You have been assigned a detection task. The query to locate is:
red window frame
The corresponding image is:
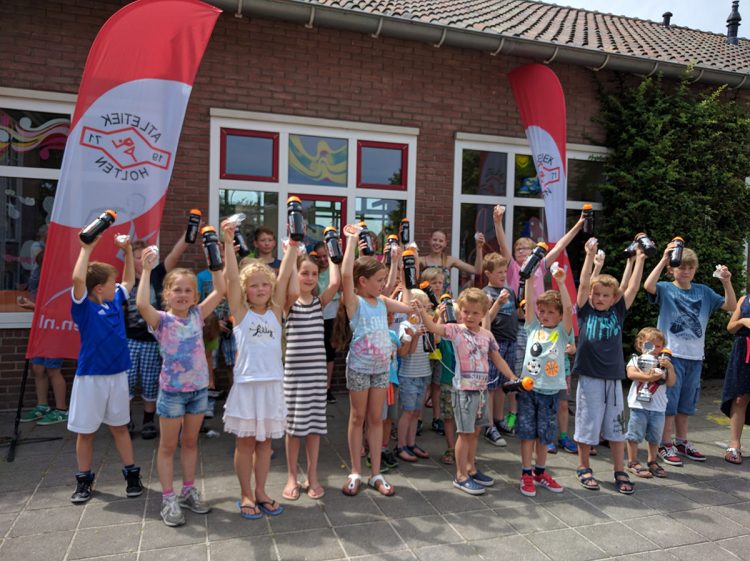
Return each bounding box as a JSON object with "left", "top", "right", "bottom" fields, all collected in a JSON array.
[
  {"left": 356, "top": 140, "right": 408, "bottom": 191},
  {"left": 220, "top": 128, "right": 279, "bottom": 182}
]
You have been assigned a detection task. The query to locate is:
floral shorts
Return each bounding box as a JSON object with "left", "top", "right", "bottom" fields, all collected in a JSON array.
[{"left": 346, "top": 367, "right": 389, "bottom": 392}]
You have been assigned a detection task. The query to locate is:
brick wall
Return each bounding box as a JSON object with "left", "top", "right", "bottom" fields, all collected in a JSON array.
[{"left": 0, "top": 0, "right": 619, "bottom": 409}]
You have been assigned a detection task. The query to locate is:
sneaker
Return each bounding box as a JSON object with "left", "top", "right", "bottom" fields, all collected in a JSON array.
[
  {"left": 416, "top": 420, "right": 423, "bottom": 436},
  {"left": 547, "top": 442, "right": 557, "bottom": 454},
  {"left": 365, "top": 453, "right": 390, "bottom": 473},
  {"left": 37, "top": 409, "right": 68, "bottom": 426},
  {"left": 179, "top": 487, "right": 212, "bottom": 514},
  {"left": 534, "top": 472, "right": 564, "bottom": 493},
  {"left": 431, "top": 418, "right": 445, "bottom": 435},
  {"left": 453, "top": 477, "right": 486, "bottom": 495},
  {"left": 207, "top": 389, "right": 223, "bottom": 399},
  {"left": 520, "top": 474, "right": 536, "bottom": 497},
  {"left": 675, "top": 441, "right": 706, "bottom": 462},
  {"left": 382, "top": 449, "right": 399, "bottom": 470},
  {"left": 123, "top": 466, "right": 144, "bottom": 497},
  {"left": 161, "top": 495, "right": 186, "bottom": 527},
  {"left": 326, "top": 390, "right": 336, "bottom": 404},
  {"left": 469, "top": 470, "right": 495, "bottom": 487},
  {"left": 495, "top": 418, "right": 515, "bottom": 436},
  {"left": 71, "top": 472, "right": 94, "bottom": 504},
  {"left": 141, "top": 422, "right": 157, "bottom": 440},
  {"left": 20, "top": 404, "right": 50, "bottom": 423},
  {"left": 558, "top": 435, "right": 578, "bottom": 454},
  {"left": 658, "top": 444, "right": 683, "bottom": 467},
  {"left": 484, "top": 425, "right": 507, "bottom": 447}
]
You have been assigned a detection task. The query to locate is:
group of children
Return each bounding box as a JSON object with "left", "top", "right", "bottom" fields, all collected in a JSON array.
[{"left": 58, "top": 202, "right": 743, "bottom": 527}]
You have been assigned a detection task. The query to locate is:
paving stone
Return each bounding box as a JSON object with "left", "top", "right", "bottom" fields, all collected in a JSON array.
[
  {"left": 442, "top": 508, "right": 516, "bottom": 541},
  {"left": 713, "top": 502, "right": 750, "bottom": 530},
  {"left": 320, "top": 494, "right": 386, "bottom": 526},
  {"left": 210, "top": 536, "right": 277, "bottom": 561},
  {"left": 0, "top": 512, "right": 17, "bottom": 537},
  {"left": 414, "top": 543, "right": 485, "bottom": 561},
  {"left": 495, "top": 504, "right": 567, "bottom": 534},
  {"left": 206, "top": 500, "right": 272, "bottom": 540},
  {"left": 670, "top": 485, "right": 744, "bottom": 506},
  {"left": 79, "top": 498, "right": 146, "bottom": 528},
  {"left": 0, "top": 530, "right": 73, "bottom": 561},
  {"left": 584, "top": 495, "right": 659, "bottom": 520},
  {"left": 624, "top": 515, "right": 706, "bottom": 549},
  {"left": 527, "top": 527, "right": 607, "bottom": 561},
  {"left": 577, "top": 521, "right": 660, "bottom": 556},
  {"left": 633, "top": 487, "right": 700, "bottom": 513},
  {"left": 348, "top": 551, "right": 416, "bottom": 561},
  {"left": 140, "top": 543, "right": 208, "bottom": 561},
  {"left": 390, "top": 514, "right": 462, "bottom": 548},
  {"left": 9, "top": 505, "right": 82, "bottom": 536},
  {"left": 335, "top": 521, "right": 405, "bottom": 557},
  {"left": 472, "top": 534, "right": 551, "bottom": 561},
  {"left": 68, "top": 522, "right": 141, "bottom": 559},
  {"left": 718, "top": 535, "right": 750, "bottom": 561},
  {"left": 419, "top": 487, "right": 492, "bottom": 514},
  {"left": 274, "top": 528, "right": 345, "bottom": 561},
  {"left": 542, "top": 498, "right": 612, "bottom": 527},
  {"left": 666, "top": 541, "right": 744, "bottom": 561},
  {"left": 140, "top": 518, "right": 207, "bottom": 549},
  {"left": 267, "top": 503, "right": 330, "bottom": 534},
  {"left": 668, "top": 508, "right": 749, "bottom": 540},
  {"left": 369, "top": 485, "right": 439, "bottom": 518},
  {"left": 0, "top": 490, "right": 33, "bottom": 514},
  {"left": 615, "top": 551, "right": 681, "bottom": 561}
]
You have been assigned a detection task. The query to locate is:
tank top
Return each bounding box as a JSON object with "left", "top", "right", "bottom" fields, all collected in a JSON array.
[
  {"left": 347, "top": 296, "right": 390, "bottom": 374},
  {"left": 233, "top": 308, "right": 283, "bottom": 383}
]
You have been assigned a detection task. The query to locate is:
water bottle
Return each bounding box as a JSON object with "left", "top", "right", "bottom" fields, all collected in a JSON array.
[
  {"left": 324, "top": 226, "right": 343, "bottom": 264},
  {"left": 80, "top": 210, "right": 116, "bottom": 243},
  {"left": 582, "top": 203, "right": 594, "bottom": 235},
  {"left": 384, "top": 234, "right": 399, "bottom": 267},
  {"left": 185, "top": 209, "right": 202, "bottom": 244},
  {"left": 235, "top": 228, "right": 251, "bottom": 258},
  {"left": 635, "top": 232, "right": 657, "bottom": 258},
  {"left": 622, "top": 240, "right": 639, "bottom": 259},
  {"left": 502, "top": 376, "right": 535, "bottom": 394},
  {"left": 287, "top": 196, "right": 305, "bottom": 242},
  {"left": 519, "top": 242, "right": 548, "bottom": 281},
  {"left": 402, "top": 248, "right": 417, "bottom": 289},
  {"left": 423, "top": 331, "right": 435, "bottom": 353},
  {"left": 400, "top": 218, "right": 410, "bottom": 245},
  {"left": 440, "top": 294, "right": 457, "bottom": 324},
  {"left": 358, "top": 220, "right": 374, "bottom": 255},
  {"left": 669, "top": 237, "right": 685, "bottom": 267},
  {"left": 419, "top": 280, "right": 440, "bottom": 308},
  {"left": 201, "top": 226, "right": 224, "bottom": 271}
]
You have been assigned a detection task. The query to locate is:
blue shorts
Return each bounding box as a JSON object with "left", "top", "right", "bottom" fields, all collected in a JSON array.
[
  {"left": 488, "top": 339, "right": 516, "bottom": 390},
  {"left": 665, "top": 357, "right": 702, "bottom": 416},
  {"left": 516, "top": 391, "right": 558, "bottom": 444},
  {"left": 625, "top": 408, "right": 665, "bottom": 444},
  {"left": 30, "top": 357, "right": 63, "bottom": 369},
  {"left": 127, "top": 339, "right": 161, "bottom": 401},
  {"left": 398, "top": 376, "right": 429, "bottom": 412},
  {"left": 156, "top": 388, "right": 208, "bottom": 419}
]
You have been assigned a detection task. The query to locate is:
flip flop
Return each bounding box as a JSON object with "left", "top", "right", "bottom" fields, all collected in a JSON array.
[
  {"left": 725, "top": 447, "right": 743, "bottom": 465},
  {"left": 342, "top": 473, "right": 362, "bottom": 496},
  {"left": 236, "top": 500, "right": 262, "bottom": 520},
  {"left": 282, "top": 482, "right": 302, "bottom": 501},
  {"left": 258, "top": 499, "right": 284, "bottom": 516},
  {"left": 306, "top": 484, "right": 326, "bottom": 500},
  {"left": 368, "top": 474, "right": 395, "bottom": 496}
]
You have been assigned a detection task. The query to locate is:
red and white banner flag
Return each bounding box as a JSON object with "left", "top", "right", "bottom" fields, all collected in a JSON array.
[
  {"left": 509, "top": 64, "right": 579, "bottom": 332},
  {"left": 26, "top": 0, "right": 220, "bottom": 359}
]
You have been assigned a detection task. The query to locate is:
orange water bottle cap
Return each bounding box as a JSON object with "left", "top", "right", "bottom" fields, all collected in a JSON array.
[
  {"left": 521, "top": 377, "right": 535, "bottom": 391},
  {"left": 287, "top": 196, "right": 301, "bottom": 204}
]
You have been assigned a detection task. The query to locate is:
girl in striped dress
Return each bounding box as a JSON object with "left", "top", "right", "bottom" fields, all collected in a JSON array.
[{"left": 282, "top": 252, "right": 340, "bottom": 501}]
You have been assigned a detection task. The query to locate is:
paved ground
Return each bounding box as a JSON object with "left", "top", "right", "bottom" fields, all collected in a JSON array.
[{"left": 1, "top": 380, "right": 749, "bottom": 561}]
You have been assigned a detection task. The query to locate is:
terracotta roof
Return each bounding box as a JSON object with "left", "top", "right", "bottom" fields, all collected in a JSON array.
[{"left": 308, "top": 0, "right": 750, "bottom": 73}]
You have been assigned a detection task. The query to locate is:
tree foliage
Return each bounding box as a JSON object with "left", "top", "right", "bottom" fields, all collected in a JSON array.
[{"left": 595, "top": 74, "right": 750, "bottom": 375}]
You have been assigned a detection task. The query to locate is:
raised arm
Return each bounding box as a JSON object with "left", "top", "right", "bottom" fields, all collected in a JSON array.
[
  {"left": 72, "top": 240, "right": 96, "bottom": 300},
  {"left": 592, "top": 249, "right": 605, "bottom": 279},
  {"left": 199, "top": 268, "right": 226, "bottom": 320},
  {"left": 116, "top": 236, "right": 135, "bottom": 293},
  {"left": 545, "top": 211, "right": 584, "bottom": 265},
  {"left": 524, "top": 276, "right": 536, "bottom": 324},
  {"left": 416, "top": 300, "right": 447, "bottom": 337},
  {"left": 164, "top": 230, "right": 190, "bottom": 272},
  {"left": 319, "top": 262, "right": 340, "bottom": 308},
  {"left": 577, "top": 238, "right": 597, "bottom": 308},
  {"left": 644, "top": 243, "right": 672, "bottom": 296},
  {"left": 553, "top": 265, "right": 574, "bottom": 333},
  {"left": 383, "top": 243, "right": 402, "bottom": 296},
  {"left": 221, "top": 220, "right": 246, "bottom": 324},
  {"left": 136, "top": 249, "right": 161, "bottom": 329},
  {"left": 623, "top": 250, "right": 647, "bottom": 309},
  {"left": 273, "top": 239, "right": 298, "bottom": 322},
  {"left": 341, "top": 224, "right": 360, "bottom": 319},
  {"left": 716, "top": 265, "right": 737, "bottom": 312},
  {"left": 620, "top": 256, "right": 634, "bottom": 292},
  {"left": 484, "top": 290, "right": 505, "bottom": 328},
  {"left": 492, "top": 205, "right": 512, "bottom": 262}
]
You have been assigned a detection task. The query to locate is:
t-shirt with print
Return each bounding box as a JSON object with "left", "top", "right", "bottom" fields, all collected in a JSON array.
[
  {"left": 443, "top": 323, "right": 499, "bottom": 391},
  {"left": 626, "top": 356, "right": 668, "bottom": 412},
  {"left": 347, "top": 296, "right": 390, "bottom": 374},
  {"left": 397, "top": 321, "right": 432, "bottom": 378},
  {"left": 150, "top": 307, "right": 209, "bottom": 392},
  {"left": 71, "top": 285, "right": 131, "bottom": 376},
  {"left": 649, "top": 281, "right": 724, "bottom": 360},
  {"left": 483, "top": 285, "right": 519, "bottom": 342},
  {"left": 521, "top": 318, "right": 568, "bottom": 395},
  {"left": 573, "top": 298, "right": 628, "bottom": 380}
]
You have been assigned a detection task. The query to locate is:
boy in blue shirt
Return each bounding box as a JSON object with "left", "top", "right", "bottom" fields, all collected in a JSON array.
[
  {"left": 68, "top": 234, "right": 143, "bottom": 504},
  {"left": 644, "top": 244, "right": 736, "bottom": 465}
]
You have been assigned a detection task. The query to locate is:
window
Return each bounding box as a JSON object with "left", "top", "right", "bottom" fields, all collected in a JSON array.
[
  {"left": 1, "top": 91, "right": 74, "bottom": 327},
  {"left": 210, "top": 110, "right": 417, "bottom": 257},
  {"left": 453, "top": 134, "right": 607, "bottom": 290}
]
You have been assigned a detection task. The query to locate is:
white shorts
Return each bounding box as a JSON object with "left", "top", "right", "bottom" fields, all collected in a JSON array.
[
  {"left": 574, "top": 375, "right": 626, "bottom": 445},
  {"left": 67, "top": 372, "right": 130, "bottom": 434}
]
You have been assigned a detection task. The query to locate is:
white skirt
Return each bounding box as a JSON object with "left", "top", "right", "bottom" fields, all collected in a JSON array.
[{"left": 223, "top": 380, "right": 287, "bottom": 441}]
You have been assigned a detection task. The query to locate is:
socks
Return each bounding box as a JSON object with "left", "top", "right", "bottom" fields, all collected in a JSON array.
[
  {"left": 181, "top": 481, "right": 194, "bottom": 495},
  {"left": 163, "top": 489, "right": 175, "bottom": 501},
  {"left": 534, "top": 465, "right": 546, "bottom": 476},
  {"left": 143, "top": 411, "right": 155, "bottom": 424},
  {"left": 559, "top": 432, "right": 568, "bottom": 439},
  {"left": 675, "top": 438, "right": 687, "bottom": 446},
  {"left": 522, "top": 466, "right": 533, "bottom": 476}
]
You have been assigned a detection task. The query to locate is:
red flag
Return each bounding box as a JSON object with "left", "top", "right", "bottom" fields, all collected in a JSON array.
[{"left": 26, "top": 0, "right": 220, "bottom": 359}]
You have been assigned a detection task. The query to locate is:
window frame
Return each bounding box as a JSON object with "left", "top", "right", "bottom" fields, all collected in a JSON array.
[
  {"left": 220, "top": 128, "right": 279, "bottom": 182},
  {"left": 356, "top": 140, "right": 408, "bottom": 191}
]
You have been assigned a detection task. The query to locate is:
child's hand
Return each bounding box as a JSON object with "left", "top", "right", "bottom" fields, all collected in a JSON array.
[
  {"left": 584, "top": 237, "right": 598, "bottom": 256},
  {"left": 493, "top": 204, "right": 505, "bottom": 223},
  {"left": 390, "top": 243, "right": 403, "bottom": 260},
  {"left": 221, "top": 219, "right": 236, "bottom": 244},
  {"left": 114, "top": 234, "right": 131, "bottom": 250},
  {"left": 474, "top": 232, "right": 486, "bottom": 249},
  {"left": 342, "top": 224, "right": 360, "bottom": 239},
  {"left": 141, "top": 246, "right": 158, "bottom": 271},
  {"left": 551, "top": 262, "right": 566, "bottom": 282},
  {"left": 715, "top": 265, "right": 731, "bottom": 281},
  {"left": 497, "top": 288, "right": 510, "bottom": 305},
  {"left": 646, "top": 369, "right": 664, "bottom": 383},
  {"left": 594, "top": 249, "right": 605, "bottom": 267}
]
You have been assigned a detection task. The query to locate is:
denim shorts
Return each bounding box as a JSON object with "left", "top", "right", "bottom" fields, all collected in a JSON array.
[
  {"left": 516, "top": 391, "right": 559, "bottom": 444},
  {"left": 451, "top": 390, "right": 490, "bottom": 433},
  {"left": 346, "top": 367, "right": 389, "bottom": 392},
  {"left": 625, "top": 408, "right": 665, "bottom": 444},
  {"left": 399, "top": 376, "right": 429, "bottom": 412},
  {"left": 665, "top": 357, "right": 702, "bottom": 416},
  {"left": 30, "top": 357, "right": 63, "bottom": 369},
  {"left": 156, "top": 388, "right": 208, "bottom": 419},
  {"left": 488, "top": 339, "right": 516, "bottom": 390}
]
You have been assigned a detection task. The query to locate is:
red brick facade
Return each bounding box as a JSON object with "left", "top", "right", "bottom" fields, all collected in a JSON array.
[{"left": 0, "top": 0, "right": 616, "bottom": 409}]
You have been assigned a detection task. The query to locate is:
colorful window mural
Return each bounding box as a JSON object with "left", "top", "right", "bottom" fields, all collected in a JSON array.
[
  {"left": 0, "top": 108, "right": 69, "bottom": 168},
  {"left": 288, "top": 134, "right": 347, "bottom": 187}
]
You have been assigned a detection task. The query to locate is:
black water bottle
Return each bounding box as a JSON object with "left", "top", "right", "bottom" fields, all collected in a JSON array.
[
  {"left": 185, "top": 209, "right": 202, "bottom": 244},
  {"left": 235, "top": 227, "right": 251, "bottom": 258},
  {"left": 201, "top": 226, "right": 224, "bottom": 271},
  {"left": 402, "top": 248, "right": 417, "bottom": 289},
  {"left": 400, "top": 218, "right": 410, "bottom": 245},
  {"left": 324, "top": 226, "right": 343, "bottom": 265},
  {"left": 358, "top": 220, "right": 374, "bottom": 256},
  {"left": 423, "top": 331, "right": 435, "bottom": 353},
  {"left": 622, "top": 240, "right": 638, "bottom": 259},
  {"left": 419, "top": 281, "right": 440, "bottom": 308},
  {"left": 384, "top": 234, "right": 399, "bottom": 267},
  {"left": 502, "top": 376, "right": 534, "bottom": 393},
  {"left": 440, "top": 294, "right": 457, "bottom": 324},
  {"left": 287, "top": 196, "right": 305, "bottom": 242},
  {"left": 636, "top": 232, "right": 657, "bottom": 258},
  {"left": 582, "top": 204, "right": 594, "bottom": 235},
  {"left": 80, "top": 210, "right": 116, "bottom": 244},
  {"left": 669, "top": 237, "right": 685, "bottom": 267}
]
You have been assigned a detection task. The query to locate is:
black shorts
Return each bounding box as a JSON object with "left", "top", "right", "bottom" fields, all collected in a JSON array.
[{"left": 323, "top": 318, "right": 336, "bottom": 362}]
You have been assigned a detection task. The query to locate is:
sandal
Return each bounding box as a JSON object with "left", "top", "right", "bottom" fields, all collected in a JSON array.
[
  {"left": 396, "top": 446, "right": 418, "bottom": 462},
  {"left": 614, "top": 471, "right": 635, "bottom": 495},
  {"left": 647, "top": 460, "right": 667, "bottom": 478},
  {"left": 342, "top": 473, "right": 362, "bottom": 496},
  {"left": 441, "top": 448, "right": 455, "bottom": 465},
  {"left": 409, "top": 444, "right": 430, "bottom": 459},
  {"left": 576, "top": 467, "right": 600, "bottom": 491},
  {"left": 236, "top": 500, "right": 263, "bottom": 520},
  {"left": 368, "top": 474, "right": 395, "bottom": 496},
  {"left": 627, "top": 461, "right": 653, "bottom": 479},
  {"left": 258, "top": 499, "right": 284, "bottom": 516},
  {"left": 306, "top": 484, "right": 326, "bottom": 500},
  {"left": 725, "top": 447, "right": 743, "bottom": 465},
  {"left": 282, "top": 482, "right": 302, "bottom": 501}
]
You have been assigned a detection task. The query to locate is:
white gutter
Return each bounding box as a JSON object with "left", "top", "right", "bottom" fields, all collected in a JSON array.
[{"left": 214, "top": 0, "right": 750, "bottom": 90}]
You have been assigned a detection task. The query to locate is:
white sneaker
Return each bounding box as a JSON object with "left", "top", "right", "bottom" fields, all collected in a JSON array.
[
  {"left": 179, "top": 487, "right": 211, "bottom": 514},
  {"left": 161, "top": 495, "right": 186, "bottom": 527}
]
